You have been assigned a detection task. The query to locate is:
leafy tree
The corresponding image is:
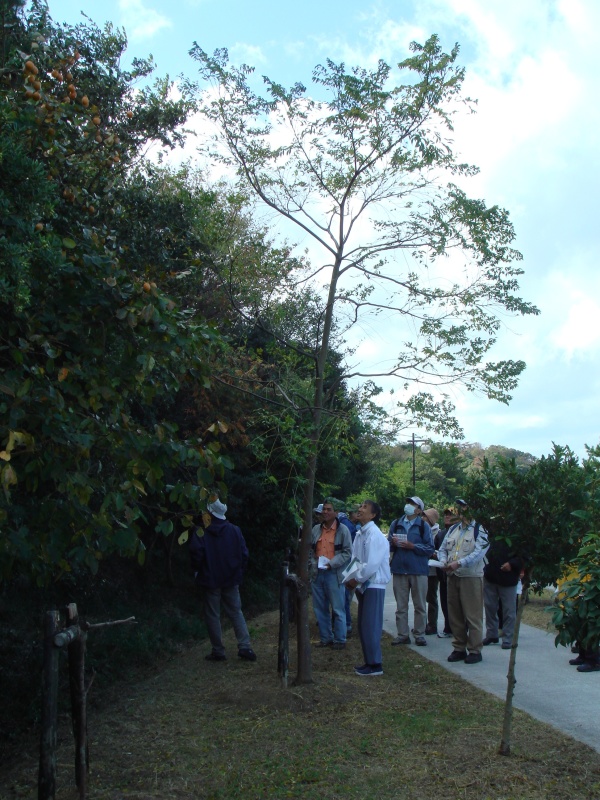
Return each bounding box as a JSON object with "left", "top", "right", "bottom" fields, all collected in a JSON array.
[
  {"left": 193, "top": 36, "right": 539, "bottom": 683},
  {"left": 552, "top": 446, "right": 600, "bottom": 653},
  {"left": 0, "top": 1, "right": 229, "bottom": 583},
  {"left": 465, "top": 446, "right": 587, "bottom": 755}
]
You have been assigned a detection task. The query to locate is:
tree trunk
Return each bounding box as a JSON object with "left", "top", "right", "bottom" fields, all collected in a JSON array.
[
  {"left": 294, "top": 432, "right": 319, "bottom": 684},
  {"left": 278, "top": 562, "right": 290, "bottom": 688},
  {"left": 38, "top": 610, "right": 60, "bottom": 800},
  {"left": 67, "top": 605, "right": 88, "bottom": 798},
  {"left": 499, "top": 586, "right": 528, "bottom": 755}
]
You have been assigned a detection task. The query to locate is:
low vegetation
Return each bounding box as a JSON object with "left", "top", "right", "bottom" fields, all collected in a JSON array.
[{"left": 1, "top": 610, "right": 599, "bottom": 800}]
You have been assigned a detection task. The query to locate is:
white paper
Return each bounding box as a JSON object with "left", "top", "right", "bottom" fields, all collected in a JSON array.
[{"left": 318, "top": 555, "right": 330, "bottom": 569}]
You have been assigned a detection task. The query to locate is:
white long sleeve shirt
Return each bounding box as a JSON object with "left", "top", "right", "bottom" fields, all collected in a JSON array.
[{"left": 351, "top": 520, "right": 391, "bottom": 590}]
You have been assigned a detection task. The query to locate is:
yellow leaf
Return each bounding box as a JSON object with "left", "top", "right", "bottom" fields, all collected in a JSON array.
[
  {"left": 58, "top": 367, "right": 69, "bottom": 382},
  {"left": 178, "top": 531, "right": 189, "bottom": 545},
  {"left": 0, "top": 451, "right": 10, "bottom": 462},
  {"left": 217, "top": 421, "right": 229, "bottom": 433}
]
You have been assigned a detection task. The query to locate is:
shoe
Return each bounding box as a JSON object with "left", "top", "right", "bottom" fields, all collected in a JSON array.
[
  {"left": 464, "top": 652, "right": 483, "bottom": 664},
  {"left": 391, "top": 635, "right": 411, "bottom": 646},
  {"left": 354, "top": 664, "right": 384, "bottom": 676},
  {"left": 425, "top": 626, "right": 437, "bottom": 635},
  {"left": 482, "top": 637, "right": 499, "bottom": 646},
  {"left": 414, "top": 637, "right": 427, "bottom": 646},
  {"left": 332, "top": 642, "right": 346, "bottom": 650},
  {"left": 437, "top": 631, "right": 452, "bottom": 638},
  {"left": 501, "top": 642, "right": 512, "bottom": 650},
  {"left": 315, "top": 641, "right": 333, "bottom": 648},
  {"left": 205, "top": 652, "right": 226, "bottom": 661},
  {"left": 447, "top": 650, "right": 467, "bottom": 662},
  {"left": 577, "top": 662, "right": 600, "bottom": 672},
  {"left": 238, "top": 648, "right": 257, "bottom": 661},
  {"left": 569, "top": 655, "right": 586, "bottom": 666}
]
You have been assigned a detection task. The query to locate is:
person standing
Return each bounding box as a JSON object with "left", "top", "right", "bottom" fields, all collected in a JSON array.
[
  {"left": 338, "top": 506, "right": 359, "bottom": 637},
  {"left": 483, "top": 540, "right": 524, "bottom": 650},
  {"left": 309, "top": 501, "right": 352, "bottom": 649},
  {"left": 423, "top": 508, "right": 443, "bottom": 635},
  {"left": 344, "top": 500, "right": 391, "bottom": 676},
  {"left": 389, "top": 496, "right": 434, "bottom": 646},
  {"left": 438, "top": 498, "right": 489, "bottom": 664},
  {"left": 189, "top": 499, "right": 257, "bottom": 662},
  {"left": 435, "top": 509, "right": 455, "bottom": 638}
]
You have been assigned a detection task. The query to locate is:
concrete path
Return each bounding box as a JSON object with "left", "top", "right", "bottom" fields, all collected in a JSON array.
[{"left": 381, "top": 581, "right": 600, "bottom": 753}]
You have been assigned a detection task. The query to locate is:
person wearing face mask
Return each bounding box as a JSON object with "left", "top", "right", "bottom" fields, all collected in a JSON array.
[{"left": 388, "top": 496, "right": 435, "bottom": 646}]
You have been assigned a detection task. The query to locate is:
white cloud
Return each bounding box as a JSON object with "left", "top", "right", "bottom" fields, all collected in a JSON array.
[
  {"left": 118, "top": 0, "right": 172, "bottom": 41},
  {"left": 229, "top": 43, "right": 267, "bottom": 67}
]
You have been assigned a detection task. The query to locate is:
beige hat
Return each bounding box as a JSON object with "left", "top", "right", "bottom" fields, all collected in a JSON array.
[{"left": 423, "top": 508, "right": 439, "bottom": 525}]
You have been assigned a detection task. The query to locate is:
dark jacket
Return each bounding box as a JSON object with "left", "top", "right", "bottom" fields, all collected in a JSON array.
[
  {"left": 483, "top": 540, "right": 523, "bottom": 587},
  {"left": 189, "top": 516, "right": 249, "bottom": 589}
]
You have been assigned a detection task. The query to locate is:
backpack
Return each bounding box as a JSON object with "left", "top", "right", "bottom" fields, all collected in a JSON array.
[
  {"left": 446, "top": 521, "right": 481, "bottom": 540},
  {"left": 389, "top": 516, "right": 426, "bottom": 541}
]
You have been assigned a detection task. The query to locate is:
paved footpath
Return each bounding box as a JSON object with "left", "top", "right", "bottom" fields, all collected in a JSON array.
[{"left": 381, "top": 581, "right": 600, "bottom": 753}]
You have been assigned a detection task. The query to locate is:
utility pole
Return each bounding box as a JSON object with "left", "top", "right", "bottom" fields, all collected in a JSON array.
[{"left": 411, "top": 433, "right": 431, "bottom": 489}]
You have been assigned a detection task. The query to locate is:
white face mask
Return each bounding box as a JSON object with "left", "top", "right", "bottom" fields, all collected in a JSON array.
[{"left": 404, "top": 503, "right": 416, "bottom": 516}]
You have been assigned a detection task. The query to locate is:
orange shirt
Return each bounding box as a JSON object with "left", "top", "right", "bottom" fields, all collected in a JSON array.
[{"left": 315, "top": 524, "right": 336, "bottom": 561}]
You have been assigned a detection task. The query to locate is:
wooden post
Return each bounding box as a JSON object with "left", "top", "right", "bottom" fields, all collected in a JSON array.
[
  {"left": 38, "top": 610, "right": 60, "bottom": 800},
  {"left": 66, "top": 604, "right": 88, "bottom": 799},
  {"left": 278, "top": 562, "right": 290, "bottom": 687}
]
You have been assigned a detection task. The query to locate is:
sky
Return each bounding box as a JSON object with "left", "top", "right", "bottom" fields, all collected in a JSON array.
[{"left": 44, "top": 0, "right": 600, "bottom": 460}]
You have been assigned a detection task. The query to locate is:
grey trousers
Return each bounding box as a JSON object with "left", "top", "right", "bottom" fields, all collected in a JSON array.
[
  {"left": 484, "top": 580, "right": 518, "bottom": 646},
  {"left": 393, "top": 573, "right": 428, "bottom": 637},
  {"left": 203, "top": 585, "right": 251, "bottom": 657}
]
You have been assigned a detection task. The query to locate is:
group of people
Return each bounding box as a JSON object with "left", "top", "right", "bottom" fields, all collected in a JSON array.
[
  {"left": 187, "top": 493, "right": 527, "bottom": 676},
  {"left": 310, "top": 495, "right": 525, "bottom": 676}
]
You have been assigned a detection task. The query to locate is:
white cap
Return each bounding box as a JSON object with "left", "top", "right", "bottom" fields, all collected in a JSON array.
[
  {"left": 207, "top": 499, "right": 227, "bottom": 520},
  {"left": 406, "top": 496, "right": 424, "bottom": 512}
]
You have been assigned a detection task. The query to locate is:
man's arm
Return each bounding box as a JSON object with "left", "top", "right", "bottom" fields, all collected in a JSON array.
[
  {"left": 457, "top": 525, "right": 489, "bottom": 569},
  {"left": 329, "top": 524, "right": 352, "bottom": 570}
]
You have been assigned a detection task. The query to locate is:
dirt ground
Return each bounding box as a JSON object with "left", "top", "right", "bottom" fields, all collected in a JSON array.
[{"left": 2, "top": 609, "right": 600, "bottom": 800}]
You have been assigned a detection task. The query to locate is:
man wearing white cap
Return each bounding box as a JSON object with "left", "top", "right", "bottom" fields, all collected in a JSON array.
[{"left": 189, "top": 498, "right": 257, "bottom": 662}]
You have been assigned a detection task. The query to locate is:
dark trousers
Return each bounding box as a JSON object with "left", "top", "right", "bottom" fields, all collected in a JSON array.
[{"left": 430, "top": 569, "right": 451, "bottom": 633}]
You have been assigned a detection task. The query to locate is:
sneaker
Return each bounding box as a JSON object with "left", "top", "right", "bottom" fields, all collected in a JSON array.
[
  {"left": 465, "top": 652, "right": 483, "bottom": 664},
  {"left": 569, "top": 655, "right": 586, "bottom": 666},
  {"left": 425, "top": 626, "right": 437, "bottom": 635},
  {"left": 577, "top": 662, "right": 600, "bottom": 672},
  {"left": 354, "top": 664, "right": 383, "bottom": 676},
  {"left": 391, "top": 635, "right": 411, "bottom": 646},
  {"left": 332, "top": 642, "right": 346, "bottom": 650},
  {"left": 315, "top": 641, "right": 333, "bottom": 648},
  {"left": 414, "top": 637, "right": 427, "bottom": 646},
  {"left": 482, "top": 637, "right": 499, "bottom": 646},
  {"left": 238, "top": 648, "right": 257, "bottom": 661},
  {"left": 437, "top": 631, "right": 452, "bottom": 638},
  {"left": 447, "top": 650, "right": 467, "bottom": 662},
  {"left": 205, "top": 652, "right": 226, "bottom": 661},
  {"left": 501, "top": 642, "right": 512, "bottom": 650}
]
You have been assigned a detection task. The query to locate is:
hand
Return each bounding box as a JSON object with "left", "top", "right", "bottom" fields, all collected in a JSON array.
[
  {"left": 399, "top": 540, "right": 415, "bottom": 550},
  {"left": 345, "top": 578, "right": 359, "bottom": 590},
  {"left": 444, "top": 561, "right": 460, "bottom": 572},
  {"left": 500, "top": 562, "right": 511, "bottom": 571}
]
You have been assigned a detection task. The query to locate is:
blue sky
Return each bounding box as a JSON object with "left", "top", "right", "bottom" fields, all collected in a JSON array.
[{"left": 45, "top": 0, "right": 600, "bottom": 459}]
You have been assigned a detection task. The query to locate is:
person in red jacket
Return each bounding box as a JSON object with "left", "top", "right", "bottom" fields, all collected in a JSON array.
[{"left": 189, "top": 498, "right": 257, "bottom": 662}]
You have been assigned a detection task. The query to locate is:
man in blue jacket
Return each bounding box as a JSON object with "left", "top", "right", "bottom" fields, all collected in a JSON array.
[
  {"left": 189, "top": 498, "right": 257, "bottom": 662},
  {"left": 389, "top": 496, "right": 434, "bottom": 646}
]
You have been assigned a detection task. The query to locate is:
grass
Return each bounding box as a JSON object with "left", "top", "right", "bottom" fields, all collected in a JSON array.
[
  {"left": 520, "top": 589, "right": 557, "bottom": 633},
  {"left": 1, "top": 608, "right": 599, "bottom": 800}
]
